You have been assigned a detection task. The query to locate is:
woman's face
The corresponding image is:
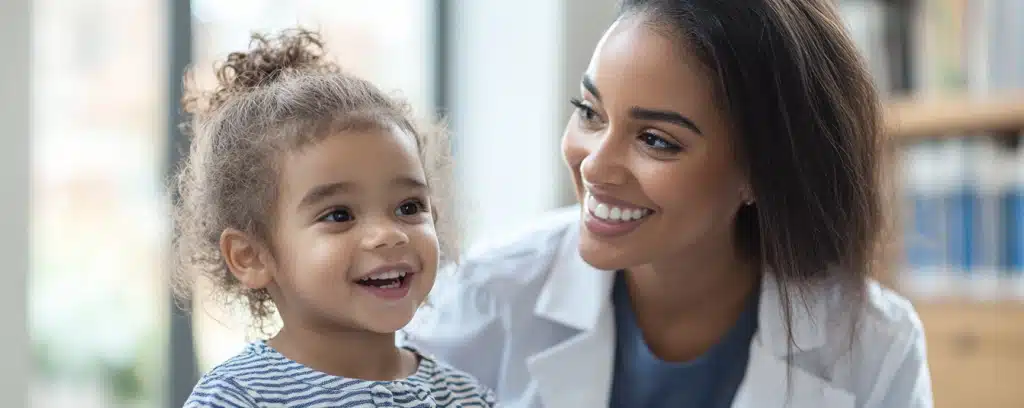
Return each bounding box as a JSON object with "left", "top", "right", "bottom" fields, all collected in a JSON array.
[{"left": 562, "top": 15, "right": 750, "bottom": 271}]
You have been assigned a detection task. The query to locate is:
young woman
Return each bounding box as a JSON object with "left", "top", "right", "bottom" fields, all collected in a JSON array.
[{"left": 405, "top": 1, "right": 932, "bottom": 407}]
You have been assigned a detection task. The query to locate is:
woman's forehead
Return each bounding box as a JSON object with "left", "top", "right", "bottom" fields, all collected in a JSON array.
[{"left": 585, "top": 16, "right": 714, "bottom": 106}]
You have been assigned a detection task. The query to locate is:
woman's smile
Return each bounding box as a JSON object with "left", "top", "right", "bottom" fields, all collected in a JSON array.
[{"left": 583, "top": 190, "right": 654, "bottom": 238}]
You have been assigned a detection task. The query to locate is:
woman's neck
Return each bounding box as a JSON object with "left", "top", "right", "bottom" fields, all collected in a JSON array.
[
  {"left": 624, "top": 243, "right": 759, "bottom": 362},
  {"left": 267, "top": 318, "right": 416, "bottom": 381}
]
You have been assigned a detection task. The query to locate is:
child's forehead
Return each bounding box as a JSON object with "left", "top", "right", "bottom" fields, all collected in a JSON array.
[{"left": 278, "top": 126, "right": 429, "bottom": 203}]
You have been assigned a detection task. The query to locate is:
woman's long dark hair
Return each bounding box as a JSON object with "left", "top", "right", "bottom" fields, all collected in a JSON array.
[{"left": 618, "top": 0, "right": 887, "bottom": 361}]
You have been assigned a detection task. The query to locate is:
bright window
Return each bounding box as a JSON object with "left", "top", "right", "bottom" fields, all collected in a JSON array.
[{"left": 29, "top": 0, "right": 168, "bottom": 406}]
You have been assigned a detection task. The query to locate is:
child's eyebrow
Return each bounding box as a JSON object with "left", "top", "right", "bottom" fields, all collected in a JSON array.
[
  {"left": 395, "top": 176, "right": 428, "bottom": 190},
  {"left": 299, "top": 181, "right": 353, "bottom": 209},
  {"left": 298, "top": 176, "right": 429, "bottom": 209}
]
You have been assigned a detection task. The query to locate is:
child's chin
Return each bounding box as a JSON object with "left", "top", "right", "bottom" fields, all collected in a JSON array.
[{"left": 355, "top": 307, "right": 418, "bottom": 335}]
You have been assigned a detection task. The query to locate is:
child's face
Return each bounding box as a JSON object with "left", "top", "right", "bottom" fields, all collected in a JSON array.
[{"left": 267, "top": 125, "right": 439, "bottom": 334}]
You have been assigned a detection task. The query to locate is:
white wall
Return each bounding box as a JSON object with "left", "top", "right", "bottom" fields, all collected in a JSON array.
[
  {"left": 0, "top": 0, "right": 32, "bottom": 405},
  {"left": 449, "top": 0, "right": 617, "bottom": 245}
]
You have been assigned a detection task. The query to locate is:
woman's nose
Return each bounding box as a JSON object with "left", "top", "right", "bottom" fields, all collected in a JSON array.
[{"left": 579, "top": 135, "right": 630, "bottom": 187}]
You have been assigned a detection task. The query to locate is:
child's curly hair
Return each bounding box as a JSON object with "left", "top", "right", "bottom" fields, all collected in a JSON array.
[{"left": 171, "top": 28, "right": 454, "bottom": 331}]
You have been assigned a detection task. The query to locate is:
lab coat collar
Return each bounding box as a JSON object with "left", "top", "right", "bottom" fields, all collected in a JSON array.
[
  {"left": 532, "top": 220, "right": 615, "bottom": 332},
  {"left": 532, "top": 219, "right": 829, "bottom": 358},
  {"left": 527, "top": 217, "right": 852, "bottom": 407}
]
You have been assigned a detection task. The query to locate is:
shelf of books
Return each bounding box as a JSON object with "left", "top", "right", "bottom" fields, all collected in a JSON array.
[
  {"left": 890, "top": 95, "right": 1024, "bottom": 303},
  {"left": 843, "top": 1, "right": 1024, "bottom": 405},
  {"left": 840, "top": 0, "right": 1024, "bottom": 306}
]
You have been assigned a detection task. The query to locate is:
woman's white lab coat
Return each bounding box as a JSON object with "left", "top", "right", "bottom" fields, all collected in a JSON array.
[{"left": 402, "top": 207, "right": 933, "bottom": 408}]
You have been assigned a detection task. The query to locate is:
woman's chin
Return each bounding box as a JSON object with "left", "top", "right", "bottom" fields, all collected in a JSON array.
[{"left": 577, "top": 232, "right": 637, "bottom": 272}]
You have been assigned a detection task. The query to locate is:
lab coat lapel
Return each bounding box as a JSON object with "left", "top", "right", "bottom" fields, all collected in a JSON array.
[
  {"left": 525, "top": 220, "right": 857, "bottom": 408},
  {"left": 526, "top": 305, "right": 615, "bottom": 407},
  {"left": 527, "top": 222, "right": 617, "bottom": 408}
]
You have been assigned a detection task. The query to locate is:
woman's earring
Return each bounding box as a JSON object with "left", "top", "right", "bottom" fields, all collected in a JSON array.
[{"left": 740, "top": 187, "right": 754, "bottom": 206}]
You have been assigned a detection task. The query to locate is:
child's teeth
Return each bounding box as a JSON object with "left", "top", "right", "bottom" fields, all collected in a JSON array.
[
  {"left": 609, "top": 207, "right": 621, "bottom": 221},
  {"left": 595, "top": 203, "right": 610, "bottom": 219},
  {"left": 361, "top": 270, "right": 408, "bottom": 281}
]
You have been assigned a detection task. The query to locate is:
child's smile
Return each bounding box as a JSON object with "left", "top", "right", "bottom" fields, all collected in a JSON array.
[{"left": 353, "top": 262, "right": 417, "bottom": 300}]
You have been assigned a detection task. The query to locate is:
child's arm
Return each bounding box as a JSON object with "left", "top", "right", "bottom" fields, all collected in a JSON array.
[{"left": 182, "top": 376, "right": 258, "bottom": 408}]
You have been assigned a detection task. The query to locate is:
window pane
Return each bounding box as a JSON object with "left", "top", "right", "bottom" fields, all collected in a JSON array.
[
  {"left": 29, "top": 0, "right": 168, "bottom": 407},
  {"left": 188, "top": 0, "right": 436, "bottom": 372}
]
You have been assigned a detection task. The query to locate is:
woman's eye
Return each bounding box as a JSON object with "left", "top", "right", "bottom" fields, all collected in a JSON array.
[
  {"left": 570, "top": 98, "right": 599, "bottom": 123},
  {"left": 639, "top": 132, "right": 682, "bottom": 153},
  {"left": 319, "top": 209, "right": 353, "bottom": 223},
  {"left": 396, "top": 199, "right": 427, "bottom": 216}
]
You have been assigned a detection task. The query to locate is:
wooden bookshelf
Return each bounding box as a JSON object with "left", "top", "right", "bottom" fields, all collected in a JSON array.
[
  {"left": 883, "top": 92, "right": 1024, "bottom": 408},
  {"left": 918, "top": 300, "right": 1024, "bottom": 408},
  {"left": 885, "top": 93, "right": 1024, "bottom": 141}
]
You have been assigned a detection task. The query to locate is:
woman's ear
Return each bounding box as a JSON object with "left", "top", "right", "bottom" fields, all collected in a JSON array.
[{"left": 220, "top": 228, "right": 274, "bottom": 289}]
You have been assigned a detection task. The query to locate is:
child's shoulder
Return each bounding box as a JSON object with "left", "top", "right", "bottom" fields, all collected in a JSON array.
[
  {"left": 183, "top": 342, "right": 310, "bottom": 407},
  {"left": 408, "top": 347, "right": 499, "bottom": 406},
  {"left": 197, "top": 341, "right": 286, "bottom": 383}
]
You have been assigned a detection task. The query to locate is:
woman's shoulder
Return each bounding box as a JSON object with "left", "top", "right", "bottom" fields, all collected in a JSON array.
[
  {"left": 859, "top": 280, "right": 924, "bottom": 337},
  {"left": 444, "top": 206, "right": 581, "bottom": 294},
  {"left": 786, "top": 277, "right": 930, "bottom": 406},
  {"left": 817, "top": 277, "right": 924, "bottom": 347},
  {"left": 772, "top": 271, "right": 922, "bottom": 341},
  {"left": 463, "top": 206, "right": 579, "bottom": 260}
]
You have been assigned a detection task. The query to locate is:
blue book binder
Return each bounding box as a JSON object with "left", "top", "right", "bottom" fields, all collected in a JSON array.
[
  {"left": 967, "top": 138, "right": 1006, "bottom": 286},
  {"left": 905, "top": 143, "right": 945, "bottom": 277},
  {"left": 1003, "top": 137, "right": 1024, "bottom": 276},
  {"left": 938, "top": 140, "right": 972, "bottom": 277}
]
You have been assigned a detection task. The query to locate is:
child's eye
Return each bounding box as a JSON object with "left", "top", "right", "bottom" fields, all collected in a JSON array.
[
  {"left": 319, "top": 208, "right": 353, "bottom": 223},
  {"left": 396, "top": 199, "right": 428, "bottom": 217}
]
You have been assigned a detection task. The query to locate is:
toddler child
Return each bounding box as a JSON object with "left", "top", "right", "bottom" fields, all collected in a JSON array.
[{"left": 172, "top": 28, "right": 495, "bottom": 408}]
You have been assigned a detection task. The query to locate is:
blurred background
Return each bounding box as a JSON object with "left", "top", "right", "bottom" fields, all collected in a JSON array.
[{"left": 1, "top": 0, "right": 1022, "bottom": 407}]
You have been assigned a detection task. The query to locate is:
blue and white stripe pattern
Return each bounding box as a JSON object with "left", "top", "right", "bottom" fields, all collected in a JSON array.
[{"left": 184, "top": 342, "right": 497, "bottom": 407}]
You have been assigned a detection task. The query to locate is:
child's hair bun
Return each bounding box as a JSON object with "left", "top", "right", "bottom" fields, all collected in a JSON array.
[{"left": 183, "top": 28, "right": 338, "bottom": 116}]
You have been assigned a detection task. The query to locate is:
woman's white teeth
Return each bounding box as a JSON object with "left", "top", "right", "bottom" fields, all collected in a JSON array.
[
  {"left": 360, "top": 270, "right": 407, "bottom": 282},
  {"left": 586, "top": 194, "right": 649, "bottom": 222}
]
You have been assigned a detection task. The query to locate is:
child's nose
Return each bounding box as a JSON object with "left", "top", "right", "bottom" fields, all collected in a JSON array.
[{"left": 361, "top": 222, "right": 410, "bottom": 250}]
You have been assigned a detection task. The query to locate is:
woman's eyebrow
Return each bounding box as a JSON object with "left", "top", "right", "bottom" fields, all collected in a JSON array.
[
  {"left": 582, "top": 74, "right": 601, "bottom": 100},
  {"left": 630, "top": 106, "right": 703, "bottom": 135}
]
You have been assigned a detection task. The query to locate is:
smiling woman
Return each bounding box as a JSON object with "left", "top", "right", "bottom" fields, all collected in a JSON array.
[{"left": 402, "top": 1, "right": 932, "bottom": 407}]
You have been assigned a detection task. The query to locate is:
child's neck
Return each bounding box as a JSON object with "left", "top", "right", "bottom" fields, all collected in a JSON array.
[{"left": 268, "top": 324, "right": 416, "bottom": 381}]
